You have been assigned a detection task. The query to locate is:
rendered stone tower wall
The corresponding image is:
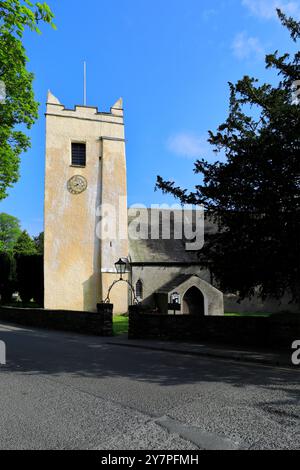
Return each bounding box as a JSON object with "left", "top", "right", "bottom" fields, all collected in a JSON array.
[{"left": 44, "top": 92, "right": 128, "bottom": 313}]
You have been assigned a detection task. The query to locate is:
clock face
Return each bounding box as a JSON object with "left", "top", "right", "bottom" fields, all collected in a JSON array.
[{"left": 67, "top": 175, "right": 87, "bottom": 195}]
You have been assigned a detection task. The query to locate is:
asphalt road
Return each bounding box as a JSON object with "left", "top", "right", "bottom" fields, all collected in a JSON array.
[{"left": 0, "top": 322, "right": 299, "bottom": 450}]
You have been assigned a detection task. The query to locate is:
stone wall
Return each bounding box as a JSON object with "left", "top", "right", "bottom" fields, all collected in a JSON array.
[
  {"left": 0, "top": 304, "right": 113, "bottom": 337},
  {"left": 129, "top": 307, "right": 300, "bottom": 349},
  {"left": 131, "top": 266, "right": 212, "bottom": 306}
]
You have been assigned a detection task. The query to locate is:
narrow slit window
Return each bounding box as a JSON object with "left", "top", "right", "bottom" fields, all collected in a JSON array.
[
  {"left": 136, "top": 280, "right": 143, "bottom": 300},
  {"left": 72, "top": 143, "right": 86, "bottom": 166}
]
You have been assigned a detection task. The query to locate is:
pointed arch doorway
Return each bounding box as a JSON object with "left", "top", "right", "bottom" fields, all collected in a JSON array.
[{"left": 182, "top": 286, "right": 205, "bottom": 316}]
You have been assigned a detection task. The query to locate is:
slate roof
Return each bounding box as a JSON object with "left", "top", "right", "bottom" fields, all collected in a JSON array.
[
  {"left": 156, "top": 274, "right": 198, "bottom": 293},
  {"left": 128, "top": 208, "right": 217, "bottom": 264}
]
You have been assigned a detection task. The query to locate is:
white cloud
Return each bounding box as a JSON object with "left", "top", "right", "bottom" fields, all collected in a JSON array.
[
  {"left": 202, "top": 8, "right": 218, "bottom": 22},
  {"left": 167, "top": 132, "right": 209, "bottom": 159},
  {"left": 242, "top": 0, "right": 300, "bottom": 20},
  {"left": 232, "top": 32, "right": 265, "bottom": 60}
]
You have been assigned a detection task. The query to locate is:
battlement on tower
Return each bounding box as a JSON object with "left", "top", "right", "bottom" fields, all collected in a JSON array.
[{"left": 46, "top": 90, "right": 124, "bottom": 124}]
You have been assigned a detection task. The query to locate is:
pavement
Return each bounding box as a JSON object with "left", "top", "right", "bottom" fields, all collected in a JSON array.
[
  {"left": 0, "top": 321, "right": 300, "bottom": 450},
  {"left": 107, "top": 336, "right": 295, "bottom": 369}
]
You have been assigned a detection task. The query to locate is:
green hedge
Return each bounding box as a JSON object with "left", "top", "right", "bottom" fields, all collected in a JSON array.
[
  {"left": 16, "top": 255, "right": 44, "bottom": 306},
  {"left": 0, "top": 253, "right": 16, "bottom": 303},
  {"left": 0, "top": 253, "right": 44, "bottom": 306}
]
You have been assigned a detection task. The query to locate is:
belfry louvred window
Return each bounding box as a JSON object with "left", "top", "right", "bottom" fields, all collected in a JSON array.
[{"left": 71, "top": 143, "right": 86, "bottom": 166}]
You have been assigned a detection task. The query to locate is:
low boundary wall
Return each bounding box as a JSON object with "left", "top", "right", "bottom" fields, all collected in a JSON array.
[
  {"left": 0, "top": 304, "right": 113, "bottom": 337},
  {"left": 129, "top": 307, "right": 300, "bottom": 349}
]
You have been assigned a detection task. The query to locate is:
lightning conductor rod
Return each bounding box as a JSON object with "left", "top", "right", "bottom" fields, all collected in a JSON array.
[{"left": 83, "top": 61, "right": 87, "bottom": 106}]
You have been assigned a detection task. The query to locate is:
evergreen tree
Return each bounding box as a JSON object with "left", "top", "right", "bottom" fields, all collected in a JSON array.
[
  {"left": 33, "top": 232, "right": 44, "bottom": 255},
  {"left": 0, "top": 212, "right": 21, "bottom": 253},
  {"left": 14, "top": 230, "right": 37, "bottom": 256},
  {"left": 157, "top": 10, "right": 300, "bottom": 303}
]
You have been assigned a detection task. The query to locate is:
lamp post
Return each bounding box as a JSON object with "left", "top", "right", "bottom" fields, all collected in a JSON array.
[
  {"left": 103, "top": 258, "right": 139, "bottom": 305},
  {"left": 115, "top": 258, "right": 128, "bottom": 280}
]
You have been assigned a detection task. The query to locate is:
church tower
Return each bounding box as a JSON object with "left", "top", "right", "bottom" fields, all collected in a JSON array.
[{"left": 44, "top": 91, "right": 128, "bottom": 313}]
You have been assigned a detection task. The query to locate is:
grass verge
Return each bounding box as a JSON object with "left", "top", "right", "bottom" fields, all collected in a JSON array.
[
  {"left": 113, "top": 315, "right": 129, "bottom": 336},
  {"left": 1, "top": 301, "right": 42, "bottom": 309},
  {"left": 225, "top": 312, "right": 272, "bottom": 318}
]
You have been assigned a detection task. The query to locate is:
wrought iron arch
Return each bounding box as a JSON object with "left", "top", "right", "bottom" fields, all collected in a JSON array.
[{"left": 104, "top": 278, "right": 139, "bottom": 305}]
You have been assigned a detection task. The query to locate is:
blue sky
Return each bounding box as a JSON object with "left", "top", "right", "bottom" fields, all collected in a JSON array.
[{"left": 1, "top": 0, "right": 299, "bottom": 235}]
